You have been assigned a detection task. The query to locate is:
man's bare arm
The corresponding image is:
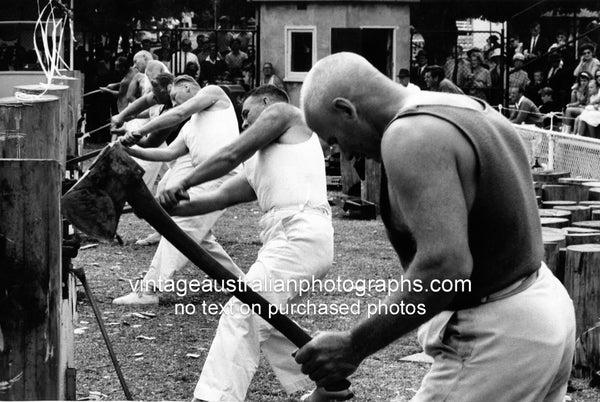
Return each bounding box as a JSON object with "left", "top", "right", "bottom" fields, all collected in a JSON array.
[
  {"left": 112, "top": 92, "right": 157, "bottom": 127},
  {"left": 295, "top": 116, "right": 475, "bottom": 387},
  {"left": 126, "top": 134, "right": 187, "bottom": 161},
  {"left": 158, "top": 102, "right": 301, "bottom": 207},
  {"left": 170, "top": 174, "right": 257, "bottom": 216}
]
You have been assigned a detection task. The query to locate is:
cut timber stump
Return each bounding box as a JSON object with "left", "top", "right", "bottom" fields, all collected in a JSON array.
[
  {"left": 540, "top": 217, "right": 569, "bottom": 228},
  {"left": 0, "top": 95, "right": 60, "bottom": 163},
  {"left": 574, "top": 323, "right": 600, "bottom": 378},
  {"left": 541, "top": 200, "right": 577, "bottom": 208},
  {"left": 542, "top": 227, "right": 566, "bottom": 275},
  {"left": 542, "top": 184, "right": 586, "bottom": 202},
  {"left": 14, "top": 84, "right": 70, "bottom": 170},
  {"left": 573, "top": 221, "right": 600, "bottom": 231},
  {"left": 589, "top": 188, "right": 600, "bottom": 201},
  {"left": 564, "top": 244, "right": 600, "bottom": 338},
  {"left": 532, "top": 170, "right": 570, "bottom": 184},
  {"left": 558, "top": 177, "right": 599, "bottom": 185},
  {"left": 554, "top": 205, "right": 591, "bottom": 223},
  {"left": 539, "top": 208, "right": 572, "bottom": 223},
  {"left": 0, "top": 159, "right": 62, "bottom": 399},
  {"left": 52, "top": 75, "right": 83, "bottom": 157}
]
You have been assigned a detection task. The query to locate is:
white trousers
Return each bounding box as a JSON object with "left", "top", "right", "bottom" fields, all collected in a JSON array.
[
  {"left": 143, "top": 154, "right": 243, "bottom": 287},
  {"left": 194, "top": 208, "right": 334, "bottom": 402},
  {"left": 412, "top": 263, "right": 575, "bottom": 402}
]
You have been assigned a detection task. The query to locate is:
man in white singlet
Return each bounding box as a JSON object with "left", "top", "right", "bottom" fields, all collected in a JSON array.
[
  {"left": 113, "top": 75, "right": 244, "bottom": 305},
  {"left": 158, "top": 85, "right": 336, "bottom": 402}
]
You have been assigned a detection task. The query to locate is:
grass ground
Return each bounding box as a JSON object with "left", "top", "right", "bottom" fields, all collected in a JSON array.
[{"left": 71, "top": 188, "right": 600, "bottom": 401}]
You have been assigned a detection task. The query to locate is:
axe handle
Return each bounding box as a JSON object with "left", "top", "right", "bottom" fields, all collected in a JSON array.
[
  {"left": 66, "top": 149, "right": 102, "bottom": 166},
  {"left": 126, "top": 181, "right": 353, "bottom": 397}
]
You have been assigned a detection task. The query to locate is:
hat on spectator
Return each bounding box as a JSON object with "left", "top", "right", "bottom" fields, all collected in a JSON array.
[
  {"left": 513, "top": 52, "right": 525, "bottom": 61},
  {"left": 397, "top": 68, "right": 410, "bottom": 78},
  {"left": 579, "top": 71, "right": 592, "bottom": 80},
  {"left": 467, "top": 47, "right": 482, "bottom": 57}
]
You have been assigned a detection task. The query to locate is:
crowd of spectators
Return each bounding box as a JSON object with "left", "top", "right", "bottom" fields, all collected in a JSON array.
[{"left": 410, "top": 20, "right": 600, "bottom": 138}]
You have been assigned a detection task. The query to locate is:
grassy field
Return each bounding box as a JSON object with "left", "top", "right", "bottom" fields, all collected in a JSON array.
[{"left": 72, "top": 197, "right": 600, "bottom": 401}]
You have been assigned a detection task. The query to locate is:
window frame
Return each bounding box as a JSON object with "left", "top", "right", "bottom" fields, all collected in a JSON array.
[{"left": 284, "top": 25, "right": 317, "bottom": 82}]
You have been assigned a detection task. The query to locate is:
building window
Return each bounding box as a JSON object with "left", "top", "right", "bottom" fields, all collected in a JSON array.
[{"left": 285, "top": 26, "right": 316, "bottom": 81}]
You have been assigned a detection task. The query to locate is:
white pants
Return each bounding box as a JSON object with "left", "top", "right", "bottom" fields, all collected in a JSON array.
[
  {"left": 194, "top": 208, "right": 334, "bottom": 402},
  {"left": 143, "top": 154, "right": 243, "bottom": 287},
  {"left": 412, "top": 263, "right": 575, "bottom": 402}
]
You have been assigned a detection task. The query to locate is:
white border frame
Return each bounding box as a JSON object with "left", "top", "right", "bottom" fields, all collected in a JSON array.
[{"left": 284, "top": 25, "right": 317, "bottom": 82}]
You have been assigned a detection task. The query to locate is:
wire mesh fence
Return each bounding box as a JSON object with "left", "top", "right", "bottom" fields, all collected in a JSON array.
[{"left": 516, "top": 124, "right": 600, "bottom": 179}]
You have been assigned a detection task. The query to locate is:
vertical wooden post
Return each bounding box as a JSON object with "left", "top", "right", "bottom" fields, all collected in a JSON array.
[
  {"left": 554, "top": 205, "right": 591, "bottom": 223},
  {"left": 0, "top": 96, "right": 60, "bottom": 162},
  {"left": 0, "top": 160, "right": 62, "bottom": 400},
  {"left": 14, "top": 84, "right": 70, "bottom": 171},
  {"left": 542, "top": 227, "right": 565, "bottom": 275},
  {"left": 340, "top": 158, "right": 361, "bottom": 196},
  {"left": 564, "top": 244, "right": 600, "bottom": 337},
  {"left": 52, "top": 75, "right": 83, "bottom": 157},
  {"left": 361, "top": 159, "right": 381, "bottom": 207}
]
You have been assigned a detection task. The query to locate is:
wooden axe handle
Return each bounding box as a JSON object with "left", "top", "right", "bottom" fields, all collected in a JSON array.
[{"left": 126, "top": 180, "right": 353, "bottom": 398}]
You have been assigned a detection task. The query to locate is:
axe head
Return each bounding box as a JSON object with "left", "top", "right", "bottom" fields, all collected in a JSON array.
[{"left": 61, "top": 142, "right": 145, "bottom": 240}]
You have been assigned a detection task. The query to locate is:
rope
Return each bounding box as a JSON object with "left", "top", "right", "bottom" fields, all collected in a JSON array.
[{"left": 496, "top": 104, "right": 571, "bottom": 122}]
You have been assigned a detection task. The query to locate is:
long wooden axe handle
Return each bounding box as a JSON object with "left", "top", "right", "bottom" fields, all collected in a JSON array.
[{"left": 126, "top": 177, "right": 354, "bottom": 399}]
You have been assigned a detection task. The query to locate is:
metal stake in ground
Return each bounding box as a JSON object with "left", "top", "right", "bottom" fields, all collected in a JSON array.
[{"left": 70, "top": 267, "right": 133, "bottom": 401}]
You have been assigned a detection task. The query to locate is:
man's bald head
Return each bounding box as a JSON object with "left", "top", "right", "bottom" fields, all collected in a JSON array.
[
  {"left": 133, "top": 50, "right": 153, "bottom": 73},
  {"left": 146, "top": 60, "right": 170, "bottom": 81},
  {"left": 300, "top": 52, "right": 398, "bottom": 160}
]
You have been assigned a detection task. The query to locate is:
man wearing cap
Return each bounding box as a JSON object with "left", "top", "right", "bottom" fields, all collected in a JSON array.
[
  {"left": 423, "top": 65, "right": 464, "bottom": 94},
  {"left": 509, "top": 53, "right": 531, "bottom": 90},
  {"left": 573, "top": 43, "right": 600, "bottom": 78},
  {"left": 397, "top": 68, "right": 420, "bottom": 92},
  {"left": 411, "top": 50, "right": 429, "bottom": 89}
]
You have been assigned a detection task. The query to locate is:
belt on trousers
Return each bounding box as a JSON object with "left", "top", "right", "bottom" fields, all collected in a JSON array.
[
  {"left": 265, "top": 203, "right": 331, "bottom": 217},
  {"left": 479, "top": 268, "right": 540, "bottom": 304}
]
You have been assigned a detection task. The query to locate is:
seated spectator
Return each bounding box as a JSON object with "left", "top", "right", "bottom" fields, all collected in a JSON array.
[
  {"left": 508, "top": 86, "right": 543, "bottom": 125},
  {"left": 538, "top": 87, "right": 561, "bottom": 129},
  {"left": 464, "top": 50, "right": 491, "bottom": 101},
  {"left": 563, "top": 71, "right": 592, "bottom": 133},
  {"left": 224, "top": 38, "right": 248, "bottom": 78},
  {"left": 573, "top": 43, "right": 600, "bottom": 78},
  {"left": 507, "top": 33, "right": 523, "bottom": 62},
  {"left": 171, "top": 38, "right": 199, "bottom": 76},
  {"left": 523, "top": 21, "right": 550, "bottom": 69},
  {"left": 546, "top": 52, "right": 572, "bottom": 107},
  {"left": 423, "top": 65, "right": 464, "bottom": 94},
  {"left": 509, "top": 53, "right": 531, "bottom": 90},
  {"left": 199, "top": 44, "right": 227, "bottom": 85},
  {"left": 260, "top": 62, "right": 285, "bottom": 91},
  {"left": 396, "top": 68, "right": 421, "bottom": 92},
  {"left": 576, "top": 72, "right": 600, "bottom": 137},
  {"left": 525, "top": 70, "right": 545, "bottom": 105}
]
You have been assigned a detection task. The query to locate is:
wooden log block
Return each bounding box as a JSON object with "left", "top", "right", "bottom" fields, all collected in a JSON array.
[
  {"left": 572, "top": 221, "right": 600, "bottom": 231},
  {"left": 564, "top": 244, "right": 600, "bottom": 338},
  {"left": 541, "top": 200, "right": 577, "bottom": 208},
  {"left": 52, "top": 75, "right": 82, "bottom": 157},
  {"left": 542, "top": 184, "right": 585, "bottom": 201},
  {"left": 573, "top": 322, "right": 600, "bottom": 378},
  {"left": 558, "top": 248, "right": 567, "bottom": 284},
  {"left": 539, "top": 208, "right": 572, "bottom": 223},
  {"left": 554, "top": 205, "right": 591, "bottom": 223},
  {"left": 590, "top": 188, "right": 600, "bottom": 201},
  {"left": 593, "top": 210, "right": 600, "bottom": 221},
  {"left": 340, "top": 157, "right": 360, "bottom": 196},
  {"left": 559, "top": 177, "right": 600, "bottom": 185},
  {"left": 0, "top": 159, "right": 62, "bottom": 399},
  {"left": 0, "top": 95, "right": 60, "bottom": 162},
  {"left": 361, "top": 158, "right": 381, "bottom": 208},
  {"left": 533, "top": 181, "right": 542, "bottom": 197},
  {"left": 580, "top": 181, "right": 600, "bottom": 189},
  {"left": 563, "top": 226, "right": 600, "bottom": 234},
  {"left": 540, "top": 217, "right": 570, "bottom": 228},
  {"left": 579, "top": 200, "right": 600, "bottom": 210},
  {"left": 566, "top": 232, "right": 600, "bottom": 246},
  {"left": 532, "top": 170, "right": 570, "bottom": 184},
  {"left": 14, "top": 84, "right": 70, "bottom": 172},
  {"left": 542, "top": 227, "right": 566, "bottom": 275}
]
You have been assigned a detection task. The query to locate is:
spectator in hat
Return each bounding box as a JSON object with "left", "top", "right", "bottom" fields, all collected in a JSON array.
[
  {"left": 508, "top": 85, "right": 543, "bottom": 125},
  {"left": 573, "top": 43, "right": 600, "bottom": 78},
  {"left": 509, "top": 53, "right": 530, "bottom": 90},
  {"left": 488, "top": 48, "right": 503, "bottom": 105},
  {"left": 396, "top": 68, "right": 420, "bottom": 92},
  {"left": 411, "top": 49, "right": 429, "bottom": 89},
  {"left": 423, "top": 65, "right": 464, "bottom": 94}
]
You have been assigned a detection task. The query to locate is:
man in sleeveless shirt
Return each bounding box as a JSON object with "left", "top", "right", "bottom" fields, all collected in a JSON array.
[
  {"left": 114, "top": 76, "right": 244, "bottom": 305},
  {"left": 294, "top": 53, "right": 575, "bottom": 401},
  {"left": 158, "top": 85, "right": 337, "bottom": 402}
]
